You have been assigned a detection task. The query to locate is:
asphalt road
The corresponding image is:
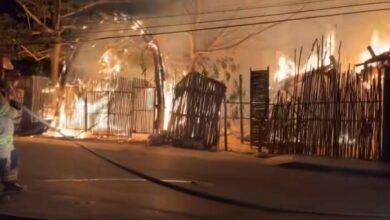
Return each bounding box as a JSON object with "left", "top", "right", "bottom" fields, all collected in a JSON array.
[{"left": 0, "top": 137, "right": 390, "bottom": 220}]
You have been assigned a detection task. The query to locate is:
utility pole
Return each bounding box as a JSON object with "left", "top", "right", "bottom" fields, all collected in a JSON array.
[{"left": 51, "top": 0, "right": 62, "bottom": 83}]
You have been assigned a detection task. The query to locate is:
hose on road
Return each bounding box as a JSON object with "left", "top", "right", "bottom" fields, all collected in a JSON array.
[{"left": 21, "top": 105, "right": 390, "bottom": 219}]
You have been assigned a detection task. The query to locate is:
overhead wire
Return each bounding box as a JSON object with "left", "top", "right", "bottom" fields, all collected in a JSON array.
[
  {"left": 2, "top": 0, "right": 389, "bottom": 45},
  {"left": 72, "top": 0, "right": 390, "bottom": 35},
  {"left": 73, "top": 6, "right": 390, "bottom": 43},
  {"left": 1, "top": 0, "right": 363, "bottom": 33},
  {"left": 1, "top": 5, "right": 390, "bottom": 46},
  {"left": 127, "top": 0, "right": 345, "bottom": 20}
]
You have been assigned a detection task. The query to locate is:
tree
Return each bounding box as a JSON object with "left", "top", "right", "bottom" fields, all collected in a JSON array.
[
  {"left": 160, "top": 0, "right": 303, "bottom": 134},
  {"left": 8, "top": 0, "right": 137, "bottom": 83},
  {"left": 177, "top": 0, "right": 303, "bottom": 73},
  {"left": 3, "top": 0, "right": 167, "bottom": 132}
]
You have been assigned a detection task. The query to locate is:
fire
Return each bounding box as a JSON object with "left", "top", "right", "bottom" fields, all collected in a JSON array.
[
  {"left": 360, "top": 30, "right": 390, "bottom": 65},
  {"left": 99, "top": 49, "right": 123, "bottom": 79},
  {"left": 164, "top": 81, "right": 174, "bottom": 130},
  {"left": 44, "top": 82, "right": 116, "bottom": 138},
  {"left": 274, "top": 56, "right": 295, "bottom": 82},
  {"left": 101, "top": 50, "right": 113, "bottom": 64},
  {"left": 338, "top": 133, "right": 356, "bottom": 145},
  {"left": 47, "top": 89, "right": 89, "bottom": 138},
  {"left": 274, "top": 31, "right": 336, "bottom": 82},
  {"left": 354, "top": 29, "right": 390, "bottom": 75},
  {"left": 113, "top": 64, "right": 121, "bottom": 73},
  {"left": 44, "top": 16, "right": 173, "bottom": 139}
]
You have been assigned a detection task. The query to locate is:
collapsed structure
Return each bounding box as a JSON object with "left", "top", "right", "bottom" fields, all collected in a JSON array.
[{"left": 169, "top": 72, "right": 226, "bottom": 150}]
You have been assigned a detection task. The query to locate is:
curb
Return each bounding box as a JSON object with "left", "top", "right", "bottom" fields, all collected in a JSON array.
[{"left": 274, "top": 155, "right": 390, "bottom": 178}]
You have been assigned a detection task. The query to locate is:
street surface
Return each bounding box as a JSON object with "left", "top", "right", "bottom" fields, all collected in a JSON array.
[{"left": 0, "top": 136, "right": 389, "bottom": 219}]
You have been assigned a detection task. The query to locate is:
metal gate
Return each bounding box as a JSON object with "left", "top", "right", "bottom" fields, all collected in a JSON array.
[
  {"left": 85, "top": 78, "right": 155, "bottom": 136},
  {"left": 250, "top": 68, "right": 269, "bottom": 147}
]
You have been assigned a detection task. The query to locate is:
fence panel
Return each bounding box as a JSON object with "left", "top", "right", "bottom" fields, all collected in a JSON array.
[{"left": 266, "top": 67, "right": 383, "bottom": 160}]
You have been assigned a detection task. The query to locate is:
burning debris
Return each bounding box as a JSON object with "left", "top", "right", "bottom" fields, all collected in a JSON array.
[
  {"left": 35, "top": 14, "right": 170, "bottom": 139},
  {"left": 43, "top": 77, "right": 155, "bottom": 139}
]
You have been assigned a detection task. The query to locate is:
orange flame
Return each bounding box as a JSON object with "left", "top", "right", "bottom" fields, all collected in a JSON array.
[
  {"left": 274, "top": 31, "right": 336, "bottom": 82},
  {"left": 360, "top": 30, "right": 390, "bottom": 65}
]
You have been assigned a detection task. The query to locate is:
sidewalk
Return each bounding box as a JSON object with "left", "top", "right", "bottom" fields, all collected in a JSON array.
[
  {"left": 215, "top": 134, "right": 390, "bottom": 178},
  {"left": 257, "top": 153, "right": 390, "bottom": 178},
  {"left": 26, "top": 135, "right": 390, "bottom": 178},
  {"left": 7, "top": 136, "right": 390, "bottom": 219}
]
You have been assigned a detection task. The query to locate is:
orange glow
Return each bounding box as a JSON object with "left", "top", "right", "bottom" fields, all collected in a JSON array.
[
  {"left": 164, "top": 81, "right": 174, "bottom": 130},
  {"left": 274, "top": 31, "right": 335, "bottom": 82},
  {"left": 45, "top": 18, "right": 172, "bottom": 138},
  {"left": 358, "top": 30, "right": 390, "bottom": 72},
  {"left": 274, "top": 56, "right": 295, "bottom": 82}
]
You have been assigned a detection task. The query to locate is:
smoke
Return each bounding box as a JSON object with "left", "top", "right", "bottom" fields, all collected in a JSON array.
[
  {"left": 63, "top": 0, "right": 390, "bottom": 91},
  {"left": 66, "top": 21, "right": 156, "bottom": 84},
  {"left": 63, "top": 0, "right": 390, "bottom": 128},
  {"left": 65, "top": 0, "right": 180, "bottom": 17}
]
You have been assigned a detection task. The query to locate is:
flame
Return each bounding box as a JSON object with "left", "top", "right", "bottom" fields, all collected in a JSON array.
[
  {"left": 53, "top": 93, "right": 88, "bottom": 138},
  {"left": 164, "top": 81, "right": 174, "bottom": 130},
  {"left": 45, "top": 17, "right": 168, "bottom": 138},
  {"left": 43, "top": 82, "right": 113, "bottom": 138},
  {"left": 274, "top": 31, "right": 336, "bottom": 82},
  {"left": 113, "top": 64, "right": 121, "bottom": 73},
  {"left": 304, "top": 31, "right": 336, "bottom": 71},
  {"left": 99, "top": 49, "right": 123, "bottom": 80},
  {"left": 363, "top": 81, "right": 371, "bottom": 90},
  {"left": 101, "top": 50, "right": 112, "bottom": 64},
  {"left": 274, "top": 56, "right": 296, "bottom": 82},
  {"left": 360, "top": 30, "right": 390, "bottom": 64},
  {"left": 338, "top": 133, "right": 356, "bottom": 145}
]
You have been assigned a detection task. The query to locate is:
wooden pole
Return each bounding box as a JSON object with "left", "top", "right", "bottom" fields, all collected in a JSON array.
[
  {"left": 84, "top": 92, "right": 88, "bottom": 132},
  {"left": 50, "top": 0, "right": 62, "bottom": 83},
  {"left": 239, "top": 74, "right": 244, "bottom": 143},
  {"left": 224, "top": 96, "right": 228, "bottom": 151},
  {"left": 107, "top": 91, "right": 110, "bottom": 136},
  {"left": 249, "top": 68, "right": 252, "bottom": 147}
]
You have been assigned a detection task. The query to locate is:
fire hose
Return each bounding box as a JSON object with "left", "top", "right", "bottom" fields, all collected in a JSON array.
[{"left": 20, "top": 105, "right": 390, "bottom": 219}]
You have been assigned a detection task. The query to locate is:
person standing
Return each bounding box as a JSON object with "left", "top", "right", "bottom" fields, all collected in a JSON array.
[
  {"left": 0, "top": 85, "right": 24, "bottom": 194},
  {"left": 0, "top": 57, "right": 23, "bottom": 194}
]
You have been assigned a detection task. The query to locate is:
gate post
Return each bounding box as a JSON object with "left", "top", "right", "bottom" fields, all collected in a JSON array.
[
  {"left": 250, "top": 68, "right": 269, "bottom": 149},
  {"left": 382, "top": 67, "right": 390, "bottom": 161},
  {"left": 84, "top": 92, "right": 88, "bottom": 132}
]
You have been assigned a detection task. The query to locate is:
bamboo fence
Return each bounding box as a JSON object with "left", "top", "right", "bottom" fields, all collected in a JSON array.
[
  {"left": 267, "top": 42, "right": 383, "bottom": 160},
  {"left": 42, "top": 76, "right": 155, "bottom": 137}
]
